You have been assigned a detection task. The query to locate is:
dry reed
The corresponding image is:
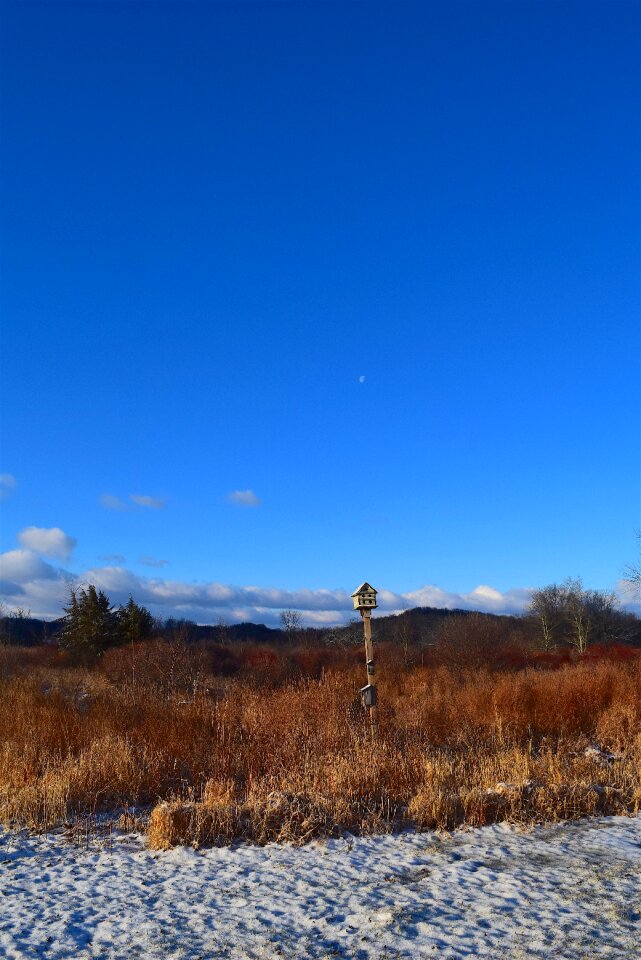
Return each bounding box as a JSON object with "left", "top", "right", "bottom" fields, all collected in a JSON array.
[{"left": 0, "top": 643, "right": 639, "bottom": 847}]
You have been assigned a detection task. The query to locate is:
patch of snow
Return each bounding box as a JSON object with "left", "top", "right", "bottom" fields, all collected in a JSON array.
[
  {"left": 1, "top": 816, "right": 640, "bottom": 958},
  {"left": 580, "top": 745, "right": 624, "bottom": 763}
]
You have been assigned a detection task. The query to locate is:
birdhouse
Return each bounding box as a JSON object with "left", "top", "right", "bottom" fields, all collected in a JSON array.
[
  {"left": 351, "top": 582, "right": 377, "bottom": 611},
  {"left": 360, "top": 683, "right": 377, "bottom": 708}
]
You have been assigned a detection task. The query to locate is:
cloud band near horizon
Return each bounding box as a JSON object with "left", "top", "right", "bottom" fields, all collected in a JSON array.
[
  {"left": 2, "top": 526, "right": 636, "bottom": 626},
  {"left": 1, "top": 546, "right": 537, "bottom": 624}
]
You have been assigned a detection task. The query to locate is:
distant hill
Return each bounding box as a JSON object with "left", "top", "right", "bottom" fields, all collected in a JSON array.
[
  {"left": 0, "top": 616, "right": 64, "bottom": 646},
  {"left": 0, "top": 606, "right": 518, "bottom": 647}
]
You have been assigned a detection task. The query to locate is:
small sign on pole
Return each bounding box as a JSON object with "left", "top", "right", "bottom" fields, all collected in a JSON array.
[{"left": 351, "top": 582, "right": 379, "bottom": 737}]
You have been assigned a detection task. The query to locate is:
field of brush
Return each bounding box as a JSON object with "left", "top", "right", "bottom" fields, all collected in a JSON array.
[{"left": 1, "top": 637, "right": 640, "bottom": 848}]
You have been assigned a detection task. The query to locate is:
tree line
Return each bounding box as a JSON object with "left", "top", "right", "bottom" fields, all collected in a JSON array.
[{"left": 527, "top": 577, "right": 637, "bottom": 653}]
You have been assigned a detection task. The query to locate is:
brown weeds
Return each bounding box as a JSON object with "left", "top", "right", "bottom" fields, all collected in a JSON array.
[{"left": 0, "top": 644, "right": 639, "bottom": 846}]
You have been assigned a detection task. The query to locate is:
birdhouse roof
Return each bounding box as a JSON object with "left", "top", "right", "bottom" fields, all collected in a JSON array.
[{"left": 351, "top": 582, "right": 377, "bottom": 597}]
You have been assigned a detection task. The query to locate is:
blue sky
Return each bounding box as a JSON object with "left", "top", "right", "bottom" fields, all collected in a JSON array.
[{"left": 1, "top": 1, "right": 639, "bottom": 624}]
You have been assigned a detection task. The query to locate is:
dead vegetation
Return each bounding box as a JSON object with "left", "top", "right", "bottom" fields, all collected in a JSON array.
[{"left": 0, "top": 640, "right": 639, "bottom": 847}]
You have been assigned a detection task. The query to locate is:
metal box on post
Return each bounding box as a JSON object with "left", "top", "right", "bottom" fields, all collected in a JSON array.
[{"left": 360, "top": 683, "right": 377, "bottom": 708}]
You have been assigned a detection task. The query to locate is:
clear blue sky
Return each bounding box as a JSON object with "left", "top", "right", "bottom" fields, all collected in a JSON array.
[{"left": 1, "top": 1, "right": 639, "bottom": 624}]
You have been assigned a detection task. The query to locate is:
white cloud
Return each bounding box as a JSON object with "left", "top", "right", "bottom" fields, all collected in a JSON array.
[
  {"left": 0, "top": 549, "right": 61, "bottom": 582},
  {"left": 228, "top": 489, "right": 261, "bottom": 507},
  {"left": 17, "top": 526, "right": 77, "bottom": 560},
  {"left": 470, "top": 585, "right": 503, "bottom": 602},
  {"left": 100, "top": 494, "right": 128, "bottom": 511},
  {"left": 139, "top": 556, "right": 169, "bottom": 568},
  {"left": 0, "top": 474, "right": 16, "bottom": 499},
  {"left": 0, "top": 549, "right": 72, "bottom": 619},
  {"left": 403, "top": 583, "right": 532, "bottom": 615},
  {"left": 130, "top": 494, "right": 166, "bottom": 509}
]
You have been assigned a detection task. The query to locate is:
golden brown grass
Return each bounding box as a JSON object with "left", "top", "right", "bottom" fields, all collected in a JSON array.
[{"left": 0, "top": 642, "right": 639, "bottom": 847}]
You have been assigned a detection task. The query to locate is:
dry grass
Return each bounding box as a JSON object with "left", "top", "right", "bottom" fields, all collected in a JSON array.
[{"left": 0, "top": 642, "right": 639, "bottom": 847}]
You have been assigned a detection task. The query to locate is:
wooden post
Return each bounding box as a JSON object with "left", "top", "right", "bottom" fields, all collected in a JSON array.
[
  {"left": 361, "top": 608, "right": 379, "bottom": 737},
  {"left": 351, "top": 583, "right": 379, "bottom": 736}
]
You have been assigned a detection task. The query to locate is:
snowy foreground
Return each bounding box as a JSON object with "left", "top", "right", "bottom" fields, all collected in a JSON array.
[{"left": 2, "top": 817, "right": 640, "bottom": 959}]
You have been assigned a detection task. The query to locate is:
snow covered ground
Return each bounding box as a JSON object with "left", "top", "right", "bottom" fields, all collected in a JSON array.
[{"left": 1, "top": 816, "right": 640, "bottom": 959}]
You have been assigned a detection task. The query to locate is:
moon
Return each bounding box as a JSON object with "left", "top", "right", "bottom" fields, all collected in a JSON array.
[{"left": 358, "top": 375, "right": 366, "bottom": 383}]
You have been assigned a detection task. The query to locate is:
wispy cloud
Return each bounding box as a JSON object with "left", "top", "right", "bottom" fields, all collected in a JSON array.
[
  {"left": 17, "top": 526, "right": 77, "bottom": 560},
  {"left": 130, "top": 494, "right": 166, "bottom": 509},
  {"left": 101, "top": 493, "right": 166, "bottom": 511},
  {"left": 99, "top": 553, "right": 126, "bottom": 563},
  {"left": 228, "top": 489, "right": 261, "bottom": 507},
  {"left": 100, "top": 494, "right": 128, "bottom": 511},
  {"left": 139, "top": 556, "right": 169, "bottom": 568},
  {"left": 0, "top": 474, "right": 16, "bottom": 500}
]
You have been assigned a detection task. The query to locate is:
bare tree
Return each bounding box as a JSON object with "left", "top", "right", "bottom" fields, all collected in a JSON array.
[
  {"left": 321, "top": 619, "right": 362, "bottom": 649},
  {"left": 563, "top": 578, "right": 592, "bottom": 654},
  {"left": 528, "top": 584, "right": 564, "bottom": 650},
  {"left": 391, "top": 614, "right": 413, "bottom": 666},
  {"left": 622, "top": 534, "right": 641, "bottom": 600},
  {"left": 216, "top": 616, "right": 230, "bottom": 645},
  {"left": 529, "top": 578, "right": 624, "bottom": 654},
  {"left": 280, "top": 609, "right": 303, "bottom": 642}
]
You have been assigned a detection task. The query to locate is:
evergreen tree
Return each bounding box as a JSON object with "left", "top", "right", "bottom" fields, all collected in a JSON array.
[
  {"left": 117, "top": 595, "right": 155, "bottom": 646},
  {"left": 59, "top": 585, "right": 117, "bottom": 660}
]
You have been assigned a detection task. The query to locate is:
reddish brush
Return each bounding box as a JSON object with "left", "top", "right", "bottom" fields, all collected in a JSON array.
[{"left": 0, "top": 642, "right": 639, "bottom": 844}]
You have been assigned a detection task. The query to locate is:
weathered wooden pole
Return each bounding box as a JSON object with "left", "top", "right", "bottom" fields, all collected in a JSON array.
[
  {"left": 361, "top": 607, "right": 379, "bottom": 737},
  {"left": 351, "top": 582, "right": 379, "bottom": 738}
]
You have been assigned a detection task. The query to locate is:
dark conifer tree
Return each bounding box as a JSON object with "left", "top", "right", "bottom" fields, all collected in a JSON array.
[
  {"left": 59, "top": 585, "right": 118, "bottom": 661},
  {"left": 117, "top": 595, "right": 155, "bottom": 646}
]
